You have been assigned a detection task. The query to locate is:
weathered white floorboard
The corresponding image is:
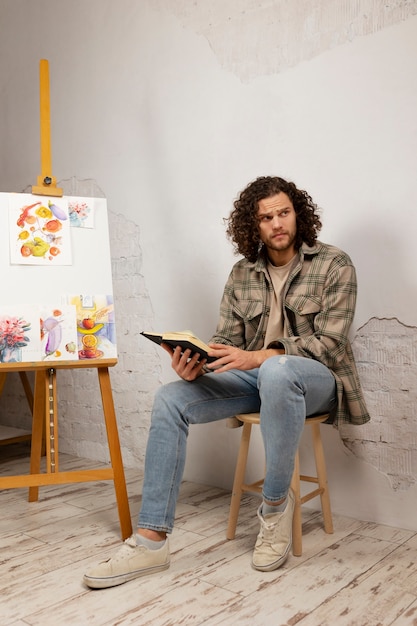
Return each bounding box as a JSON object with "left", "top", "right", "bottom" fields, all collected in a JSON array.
[{"left": 1, "top": 445, "right": 416, "bottom": 626}]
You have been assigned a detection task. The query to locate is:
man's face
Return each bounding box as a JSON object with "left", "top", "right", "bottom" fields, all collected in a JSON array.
[{"left": 257, "top": 192, "right": 297, "bottom": 266}]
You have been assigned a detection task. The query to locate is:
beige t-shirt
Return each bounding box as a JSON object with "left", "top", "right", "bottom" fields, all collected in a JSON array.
[{"left": 263, "top": 253, "right": 299, "bottom": 349}]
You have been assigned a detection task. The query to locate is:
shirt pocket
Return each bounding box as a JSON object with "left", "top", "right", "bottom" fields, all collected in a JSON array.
[
  {"left": 284, "top": 293, "right": 322, "bottom": 315},
  {"left": 232, "top": 299, "right": 265, "bottom": 322},
  {"left": 284, "top": 294, "right": 322, "bottom": 336},
  {"left": 232, "top": 300, "right": 265, "bottom": 342}
]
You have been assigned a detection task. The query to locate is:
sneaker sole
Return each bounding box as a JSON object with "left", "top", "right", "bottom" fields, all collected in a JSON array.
[{"left": 83, "top": 561, "right": 170, "bottom": 589}]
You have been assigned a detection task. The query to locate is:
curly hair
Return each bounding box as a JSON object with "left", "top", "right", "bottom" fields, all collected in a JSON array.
[{"left": 226, "top": 176, "right": 322, "bottom": 262}]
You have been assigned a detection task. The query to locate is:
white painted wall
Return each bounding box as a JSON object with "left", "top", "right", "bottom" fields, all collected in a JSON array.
[{"left": 0, "top": 0, "right": 416, "bottom": 530}]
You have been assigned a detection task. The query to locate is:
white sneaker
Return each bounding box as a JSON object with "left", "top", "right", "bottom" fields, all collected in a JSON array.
[
  {"left": 252, "top": 490, "right": 295, "bottom": 571},
  {"left": 83, "top": 535, "right": 170, "bottom": 589}
]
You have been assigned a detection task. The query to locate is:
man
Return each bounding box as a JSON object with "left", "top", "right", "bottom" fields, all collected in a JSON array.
[{"left": 84, "top": 176, "right": 370, "bottom": 589}]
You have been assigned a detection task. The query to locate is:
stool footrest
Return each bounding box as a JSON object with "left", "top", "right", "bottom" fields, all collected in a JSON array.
[
  {"left": 299, "top": 474, "right": 319, "bottom": 484},
  {"left": 299, "top": 488, "right": 324, "bottom": 504},
  {"left": 241, "top": 479, "right": 264, "bottom": 494}
]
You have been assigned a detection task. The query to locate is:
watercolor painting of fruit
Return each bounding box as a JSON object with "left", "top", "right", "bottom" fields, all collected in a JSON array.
[
  {"left": 40, "top": 306, "right": 78, "bottom": 361},
  {"left": 67, "top": 294, "right": 117, "bottom": 359},
  {"left": 9, "top": 194, "right": 72, "bottom": 265}
]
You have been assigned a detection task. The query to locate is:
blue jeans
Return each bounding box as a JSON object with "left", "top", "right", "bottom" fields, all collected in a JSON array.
[{"left": 138, "top": 355, "right": 337, "bottom": 533}]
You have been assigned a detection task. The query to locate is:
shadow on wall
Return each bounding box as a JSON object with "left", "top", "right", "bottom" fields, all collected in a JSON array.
[{"left": 341, "top": 317, "right": 417, "bottom": 491}]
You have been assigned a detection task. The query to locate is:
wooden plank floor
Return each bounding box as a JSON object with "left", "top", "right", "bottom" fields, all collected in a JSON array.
[{"left": 1, "top": 443, "right": 417, "bottom": 626}]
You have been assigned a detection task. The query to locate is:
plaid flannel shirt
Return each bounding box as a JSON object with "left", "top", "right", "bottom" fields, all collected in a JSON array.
[{"left": 210, "top": 241, "right": 370, "bottom": 426}]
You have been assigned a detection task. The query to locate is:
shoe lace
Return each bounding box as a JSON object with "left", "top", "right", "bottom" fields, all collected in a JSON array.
[
  {"left": 124, "top": 536, "right": 138, "bottom": 549},
  {"left": 111, "top": 535, "right": 143, "bottom": 562},
  {"left": 259, "top": 514, "right": 283, "bottom": 543}
]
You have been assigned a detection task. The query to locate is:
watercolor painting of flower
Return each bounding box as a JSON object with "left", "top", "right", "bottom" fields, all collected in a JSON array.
[
  {"left": 0, "top": 315, "right": 31, "bottom": 363},
  {"left": 68, "top": 198, "right": 94, "bottom": 228}
]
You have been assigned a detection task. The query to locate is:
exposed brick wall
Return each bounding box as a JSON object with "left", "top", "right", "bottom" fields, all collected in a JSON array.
[{"left": 341, "top": 317, "right": 417, "bottom": 490}]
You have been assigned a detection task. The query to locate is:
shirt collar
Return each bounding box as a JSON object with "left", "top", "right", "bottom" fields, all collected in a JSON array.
[{"left": 252, "top": 241, "right": 321, "bottom": 271}]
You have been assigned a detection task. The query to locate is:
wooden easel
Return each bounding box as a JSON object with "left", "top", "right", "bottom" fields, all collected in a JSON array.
[
  {"left": 0, "top": 360, "right": 132, "bottom": 540},
  {"left": 0, "top": 371, "right": 33, "bottom": 445},
  {"left": 31, "top": 59, "right": 62, "bottom": 197},
  {"left": 0, "top": 60, "right": 132, "bottom": 540}
]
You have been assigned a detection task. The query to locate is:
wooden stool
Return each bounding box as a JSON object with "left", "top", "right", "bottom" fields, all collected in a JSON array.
[{"left": 226, "top": 413, "right": 333, "bottom": 556}]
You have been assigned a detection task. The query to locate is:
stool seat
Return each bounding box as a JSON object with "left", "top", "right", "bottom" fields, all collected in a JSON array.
[{"left": 226, "top": 412, "right": 333, "bottom": 556}]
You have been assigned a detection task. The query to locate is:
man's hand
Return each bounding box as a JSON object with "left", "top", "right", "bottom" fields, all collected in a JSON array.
[
  {"left": 205, "top": 344, "right": 284, "bottom": 373},
  {"left": 161, "top": 343, "right": 207, "bottom": 381},
  {"left": 161, "top": 342, "right": 284, "bottom": 380}
]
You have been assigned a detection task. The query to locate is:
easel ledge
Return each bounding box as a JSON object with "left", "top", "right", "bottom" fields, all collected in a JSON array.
[
  {"left": 0, "top": 359, "right": 132, "bottom": 540},
  {"left": 0, "top": 358, "right": 117, "bottom": 372}
]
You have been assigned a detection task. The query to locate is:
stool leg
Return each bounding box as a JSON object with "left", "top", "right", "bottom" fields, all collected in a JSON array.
[
  {"left": 312, "top": 422, "right": 333, "bottom": 534},
  {"left": 227, "top": 422, "right": 252, "bottom": 540},
  {"left": 290, "top": 451, "right": 302, "bottom": 556}
]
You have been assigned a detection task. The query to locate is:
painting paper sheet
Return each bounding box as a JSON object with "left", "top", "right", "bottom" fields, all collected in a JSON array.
[
  {"left": 40, "top": 305, "right": 78, "bottom": 361},
  {"left": 0, "top": 306, "right": 42, "bottom": 363},
  {"left": 67, "top": 294, "right": 117, "bottom": 359},
  {"left": 9, "top": 193, "right": 72, "bottom": 265},
  {"left": 68, "top": 196, "right": 95, "bottom": 228}
]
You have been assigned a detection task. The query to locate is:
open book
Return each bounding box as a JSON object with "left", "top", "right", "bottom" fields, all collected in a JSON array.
[{"left": 141, "top": 330, "right": 217, "bottom": 363}]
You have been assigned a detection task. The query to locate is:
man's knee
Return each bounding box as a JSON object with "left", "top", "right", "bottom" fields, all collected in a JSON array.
[
  {"left": 152, "top": 381, "right": 183, "bottom": 414},
  {"left": 153, "top": 382, "right": 170, "bottom": 404},
  {"left": 258, "top": 355, "right": 300, "bottom": 388}
]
